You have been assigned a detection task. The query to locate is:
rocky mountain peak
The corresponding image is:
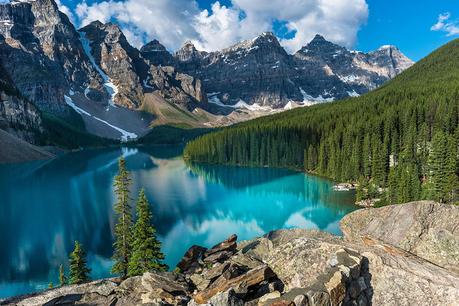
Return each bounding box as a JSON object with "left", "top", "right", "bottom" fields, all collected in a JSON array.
[
  {"left": 142, "top": 39, "right": 168, "bottom": 52},
  {"left": 140, "top": 39, "right": 174, "bottom": 66},
  {"left": 297, "top": 34, "right": 346, "bottom": 56},
  {"left": 368, "top": 44, "right": 414, "bottom": 77},
  {"left": 175, "top": 40, "right": 205, "bottom": 62}
]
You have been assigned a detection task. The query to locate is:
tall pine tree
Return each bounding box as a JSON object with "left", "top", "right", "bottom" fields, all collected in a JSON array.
[
  {"left": 69, "top": 241, "right": 91, "bottom": 285},
  {"left": 128, "top": 190, "right": 168, "bottom": 276},
  {"left": 112, "top": 157, "right": 133, "bottom": 278},
  {"left": 59, "top": 264, "right": 66, "bottom": 286}
]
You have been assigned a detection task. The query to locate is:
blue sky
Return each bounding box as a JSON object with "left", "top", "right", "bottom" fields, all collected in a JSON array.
[{"left": 54, "top": 0, "right": 459, "bottom": 61}]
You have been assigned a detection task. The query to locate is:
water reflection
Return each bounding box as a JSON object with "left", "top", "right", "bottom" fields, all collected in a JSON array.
[{"left": 0, "top": 146, "right": 355, "bottom": 298}]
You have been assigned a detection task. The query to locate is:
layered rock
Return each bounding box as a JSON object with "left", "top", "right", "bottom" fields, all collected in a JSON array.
[
  {"left": 340, "top": 201, "right": 459, "bottom": 274},
  {"left": 0, "top": 62, "right": 42, "bottom": 143}
]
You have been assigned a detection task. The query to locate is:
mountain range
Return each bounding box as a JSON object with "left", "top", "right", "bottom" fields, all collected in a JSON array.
[{"left": 0, "top": 0, "right": 413, "bottom": 146}]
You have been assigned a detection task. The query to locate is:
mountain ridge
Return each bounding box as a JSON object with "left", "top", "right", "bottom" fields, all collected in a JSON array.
[
  {"left": 0, "top": 0, "right": 413, "bottom": 146},
  {"left": 184, "top": 38, "right": 459, "bottom": 206}
]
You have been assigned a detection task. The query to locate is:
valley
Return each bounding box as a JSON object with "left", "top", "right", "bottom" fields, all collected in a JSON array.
[{"left": 0, "top": 0, "right": 458, "bottom": 305}]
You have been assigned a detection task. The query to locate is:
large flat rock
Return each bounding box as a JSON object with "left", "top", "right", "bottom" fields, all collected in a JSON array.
[{"left": 340, "top": 201, "right": 459, "bottom": 273}]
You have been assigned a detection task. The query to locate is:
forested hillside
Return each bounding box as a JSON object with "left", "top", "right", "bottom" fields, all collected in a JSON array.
[{"left": 184, "top": 39, "right": 459, "bottom": 205}]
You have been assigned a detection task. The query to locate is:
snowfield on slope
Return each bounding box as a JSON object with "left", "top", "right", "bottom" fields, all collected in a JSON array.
[{"left": 65, "top": 94, "right": 137, "bottom": 141}]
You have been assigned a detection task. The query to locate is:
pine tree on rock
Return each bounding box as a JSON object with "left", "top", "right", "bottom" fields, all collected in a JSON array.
[
  {"left": 69, "top": 241, "right": 91, "bottom": 285},
  {"left": 59, "top": 264, "right": 66, "bottom": 286},
  {"left": 112, "top": 157, "right": 133, "bottom": 278},
  {"left": 128, "top": 189, "right": 168, "bottom": 277}
]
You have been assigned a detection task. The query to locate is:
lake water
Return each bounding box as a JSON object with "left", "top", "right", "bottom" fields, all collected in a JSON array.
[{"left": 0, "top": 146, "right": 356, "bottom": 298}]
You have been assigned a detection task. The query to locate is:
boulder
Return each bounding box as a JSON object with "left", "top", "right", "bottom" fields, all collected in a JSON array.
[
  {"left": 341, "top": 201, "right": 459, "bottom": 273},
  {"left": 193, "top": 265, "right": 276, "bottom": 304},
  {"left": 2, "top": 279, "right": 118, "bottom": 306},
  {"left": 356, "top": 237, "right": 459, "bottom": 306},
  {"left": 204, "top": 234, "right": 238, "bottom": 257},
  {"left": 176, "top": 245, "right": 207, "bottom": 273}
]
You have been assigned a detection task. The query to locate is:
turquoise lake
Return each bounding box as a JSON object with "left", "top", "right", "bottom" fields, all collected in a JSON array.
[{"left": 0, "top": 146, "right": 356, "bottom": 298}]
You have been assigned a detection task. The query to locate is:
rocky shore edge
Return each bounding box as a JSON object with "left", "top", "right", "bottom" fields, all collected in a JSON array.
[{"left": 2, "top": 201, "right": 458, "bottom": 306}]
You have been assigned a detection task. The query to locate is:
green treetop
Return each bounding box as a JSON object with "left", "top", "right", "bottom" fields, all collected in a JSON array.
[
  {"left": 128, "top": 189, "right": 168, "bottom": 277},
  {"left": 69, "top": 241, "right": 91, "bottom": 285}
]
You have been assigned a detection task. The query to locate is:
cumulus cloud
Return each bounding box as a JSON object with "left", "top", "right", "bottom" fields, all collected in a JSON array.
[
  {"left": 232, "top": 0, "right": 369, "bottom": 52},
  {"left": 73, "top": 0, "right": 368, "bottom": 53},
  {"left": 431, "top": 12, "right": 459, "bottom": 36},
  {"left": 55, "top": 0, "right": 76, "bottom": 24},
  {"left": 75, "top": 0, "right": 200, "bottom": 50}
]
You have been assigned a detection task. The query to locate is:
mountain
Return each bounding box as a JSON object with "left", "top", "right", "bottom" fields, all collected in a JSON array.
[
  {"left": 0, "top": 0, "right": 413, "bottom": 146},
  {"left": 0, "top": 0, "right": 106, "bottom": 115},
  {"left": 0, "top": 0, "right": 213, "bottom": 143},
  {"left": 155, "top": 33, "right": 414, "bottom": 108},
  {"left": 184, "top": 38, "right": 459, "bottom": 206}
]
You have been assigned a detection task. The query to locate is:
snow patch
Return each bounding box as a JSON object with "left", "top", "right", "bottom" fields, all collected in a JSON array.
[
  {"left": 80, "top": 32, "right": 118, "bottom": 108},
  {"left": 64, "top": 94, "right": 137, "bottom": 142},
  {"left": 143, "top": 75, "right": 154, "bottom": 89},
  {"left": 338, "top": 74, "right": 360, "bottom": 84},
  {"left": 233, "top": 100, "right": 273, "bottom": 112},
  {"left": 347, "top": 90, "right": 360, "bottom": 97},
  {"left": 84, "top": 87, "right": 91, "bottom": 99},
  {"left": 284, "top": 101, "right": 299, "bottom": 110},
  {"left": 300, "top": 87, "right": 334, "bottom": 105},
  {"left": 64, "top": 95, "right": 91, "bottom": 116}
]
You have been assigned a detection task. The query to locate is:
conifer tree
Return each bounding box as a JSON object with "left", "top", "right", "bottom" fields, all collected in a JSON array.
[
  {"left": 429, "top": 132, "right": 450, "bottom": 202},
  {"left": 112, "top": 157, "right": 133, "bottom": 278},
  {"left": 59, "top": 264, "right": 66, "bottom": 286},
  {"left": 69, "top": 241, "right": 91, "bottom": 285},
  {"left": 128, "top": 190, "right": 168, "bottom": 276}
]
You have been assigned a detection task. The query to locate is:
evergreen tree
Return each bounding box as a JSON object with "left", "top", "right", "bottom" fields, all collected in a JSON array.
[
  {"left": 69, "top": 241, "right": 91, "bottom": 285},
  {"left": 112, "top": 157, "right": 133, "bottom": 278},
  {"left": 128, "top": 190, "right": 168, "bottom": 276},
  {"left": 59, "top": 264, "right": 66, "bottom": 286},
  {"left": 429, "top": 132, "right": 450, "bottom": 202}
]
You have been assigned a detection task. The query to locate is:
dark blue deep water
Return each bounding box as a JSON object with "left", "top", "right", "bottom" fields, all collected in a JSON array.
[{"left": 0, "top": 146, "right": 356, "bottom": 298}]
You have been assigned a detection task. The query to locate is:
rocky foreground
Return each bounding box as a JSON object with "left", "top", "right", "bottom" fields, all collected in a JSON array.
[{"left": 2, "top": 201, "right": 458, "bottom": 306}]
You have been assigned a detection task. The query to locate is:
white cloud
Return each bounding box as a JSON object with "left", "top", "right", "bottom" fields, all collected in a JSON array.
[
  {"left": 431, "top": 12, "right": 459, "bottom": 36},
  {"left": 55, "top": 0, "right": 76, "bottom": 24},
  {"left": 73, "top": 0, "right": 369, "bottom": 53},
  {"left": 75, "top": 0, "right": 200, "bottom": 50},
  {"left": 232, "top": 0, "right": 369, "bottom": 52}
]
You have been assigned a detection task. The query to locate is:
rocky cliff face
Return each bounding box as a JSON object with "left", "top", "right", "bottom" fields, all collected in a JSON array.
[
  {"left": 159, "top": 33, "right": 414, "bottom": 108},
  {"left": 0, "top": 0, "right": 209, "bottom": 141},
  {"left": 4, "top": 202, "right": 458, "bottom": 306},
  {"left": 0, "top": 61, "right": 42, "bottom": 143},
  {"left": 0, "top": 0, "right": 105, "bottom": 115},
  {"left": 79, "top": 21, "right": 207, "bottom": 111}
]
